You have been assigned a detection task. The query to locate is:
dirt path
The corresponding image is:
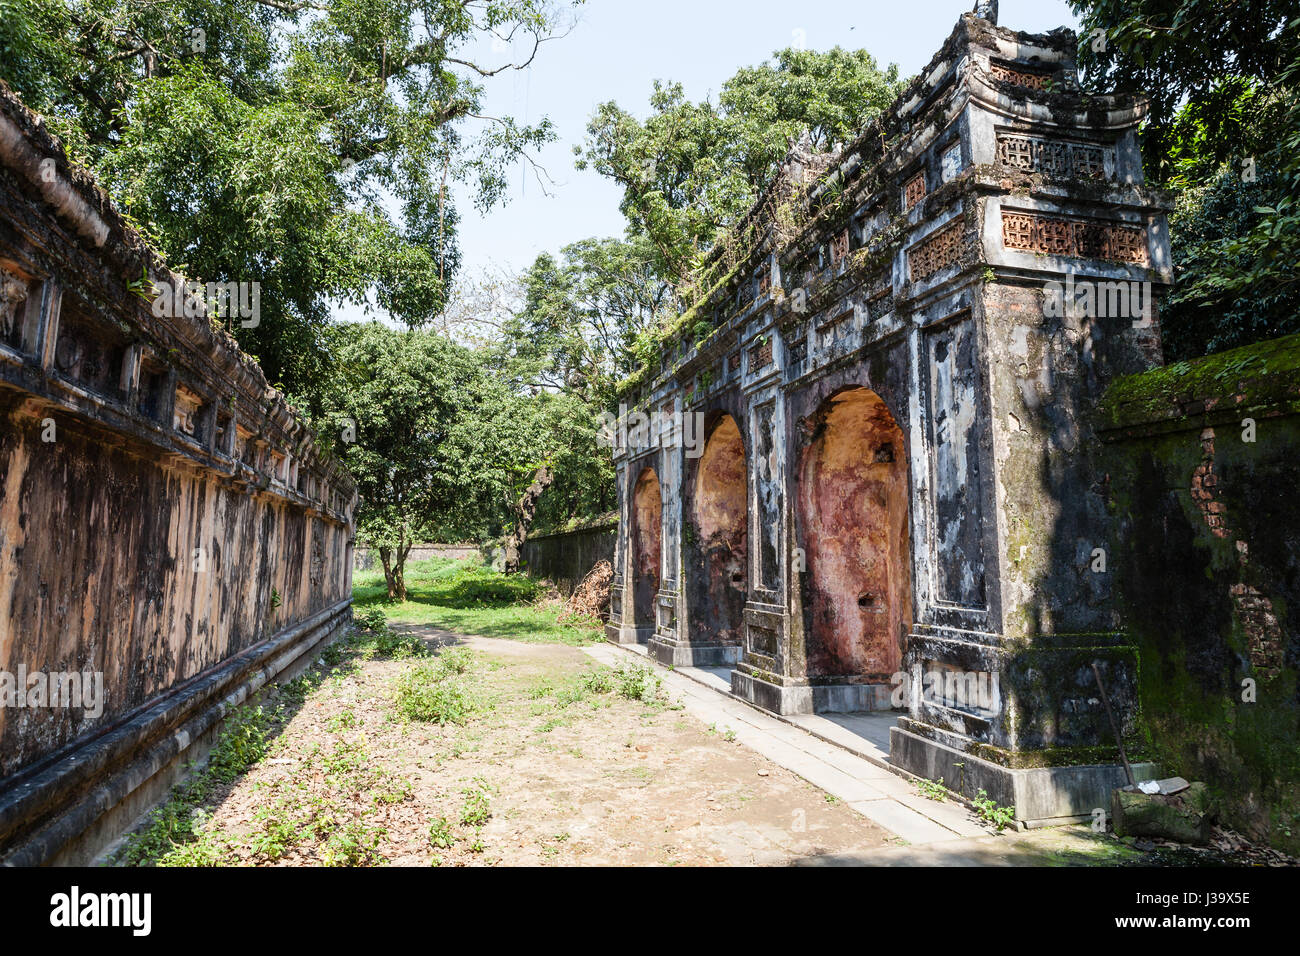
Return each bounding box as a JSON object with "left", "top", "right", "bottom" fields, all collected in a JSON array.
[{"left": 167, "top": 632, "right": 898, "bottom": 866}]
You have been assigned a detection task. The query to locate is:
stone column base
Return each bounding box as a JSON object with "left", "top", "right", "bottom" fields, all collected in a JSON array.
[
  {"left": 605, "top": 621, "right": 653, "bottom": 645},
  {"left": 731, "top": 667, "right": 893, "bottom": 715},
  {"left": 889, "top": 725, "right": 1159, "bottom": 826},
  {"left": 647, "top": 637, "right": 742, "bottom": 668}
]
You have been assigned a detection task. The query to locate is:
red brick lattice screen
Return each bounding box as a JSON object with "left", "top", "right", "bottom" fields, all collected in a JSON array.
[
  {"left": 904, "top": 172, "right": 926, "bottom": 210},
  {"left": 908, "top": 221, "right": 964, "bottom": 281},
  {"left": 750, "top": 338, "right": 773, "bottom": 370},
  {"left": 1001, "top": 211, "right": 1148, "bottom": 265},
  {"left": 988, "top": 60, "right": 1053, "bottom": 90}
]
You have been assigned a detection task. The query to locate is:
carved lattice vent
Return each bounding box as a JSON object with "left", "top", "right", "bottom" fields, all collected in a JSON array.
[
  {"left": 908, "top": 222, "right": 964, "bottom": 281},
  {"left": 903, "top": 172, "right": 926, "bottom": 211},
  {"left": 988, "top": 60, "right": 1054, "bottom": 91},
  {"left": 997, "top": 133, "right": 1111, "bottom": 180},
  {"left": 1001, "top": 211, "right": 1149, "bottom": 265}
]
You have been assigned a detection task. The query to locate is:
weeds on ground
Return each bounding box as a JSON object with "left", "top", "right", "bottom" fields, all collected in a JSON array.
[
  {"left": 613, "top": 663, "right": 663, "bottom": 704},
  {"left": 916, "top": 777, "right": 950, "bottom": 802},
  {"left": 392, "top": 648, "right": 480, "bottom": 725},
  {"left": 349, "top": 607, "right": 429, "bottom": 659},
  {"left": 116, "top": 620, "right": 422, "bottom": 867},
  {"left": 428, "top": 817, "right": 454, "bottom": 849},
  {"left": 460, "top": 780, "right": 493, "bottom": 826},
  {"left": 114, "top": 704, "right": 279, "bottom": 866},
  {"left": 973, "top": 788, "right": 1017, "bottom": 831}
]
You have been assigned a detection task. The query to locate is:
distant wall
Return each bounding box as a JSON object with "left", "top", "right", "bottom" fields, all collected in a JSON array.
[
  {"left": 521, "top": 523, "right": 616, "bottom": 594},
  {"left": 354, "top": 543, "right": 481, "bottom": 571},
  {"left": 1100, "top": 332, "right": 1300, "bottom": 854}
]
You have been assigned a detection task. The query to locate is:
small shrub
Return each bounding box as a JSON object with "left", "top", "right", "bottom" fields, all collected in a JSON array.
[
  {"left": 354, "top": 606, "right": 389, "bottom": 632},
  {"left": 428, "top": 817, "right": 454, "bottom": 849},
  {"left": 393, "top": 661, "right": 476, "bottom": 725},
  {"left": 321, "top": 818, "right": 386, "bottom": 867},
  {"left": 460, "top": 784, "right": 492, "bottom": 826},
  {"left": 351, "top": 607, "right": 427, "bottom": 659},
  {"left": 613, "top": 663, "right": 662, "bottom": 703},
  {"left": 435, "top": 646, "right": 473, "bottom": 675},
  {"left": 579, "top": 668, "right": 613, "bottom": 694}
]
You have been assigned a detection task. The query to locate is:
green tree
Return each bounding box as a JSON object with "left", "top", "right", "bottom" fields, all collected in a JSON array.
[
  {"left": 1072, "top": 0, "right": 1300, "bottom": 357},
  {"left": 577, "top": 46, "right": 902, "bottom": 286},
  {"left": 487, "top": 237, "right": 667, "bottom": 556},
  {"left": 502, "top": 236, "right": 674, "bottom": 406},
  {"left": 316, "top": 322, "right": 516, "bottom": 601},
  {"left": 0, "top": 0, "right": 579, "bottom": 395}
]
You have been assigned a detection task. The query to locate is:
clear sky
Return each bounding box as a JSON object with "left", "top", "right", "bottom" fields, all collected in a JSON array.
[{"left": 346, "top": 0, "right": 1079, "bottom": 320}]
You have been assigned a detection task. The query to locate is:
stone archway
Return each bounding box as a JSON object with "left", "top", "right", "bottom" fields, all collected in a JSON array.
[
  {"left": 797, "top": 388, "right": 911, "bottom": 680},
  {"left": 692, "top": 414, "right": 747, "bottom": 646},
  {"left": 632, "top": 466, "right": 662, "bottom": 631}
]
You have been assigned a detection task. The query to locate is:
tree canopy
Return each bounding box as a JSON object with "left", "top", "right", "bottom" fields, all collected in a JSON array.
[
  {"left": 577, "top": 46, "right": 903, "bottom": 287},
  {"left": 315, "top": 321, "right": 523, "bottom": 597},
  {"left": 0, "top": 0, "right": 578, "bottom": 395},
  {"left": 1072, "top": 0, "right": 1300, "bottom": 358}
]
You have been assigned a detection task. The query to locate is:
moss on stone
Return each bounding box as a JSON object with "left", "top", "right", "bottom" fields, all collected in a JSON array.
[{"left": 1100, "top": 332, "right": 1300, "bottom": 430}]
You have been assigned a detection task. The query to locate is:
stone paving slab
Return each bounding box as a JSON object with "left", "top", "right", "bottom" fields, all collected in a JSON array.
[{"left": 849, "top": 799, "right": 966, "bottom": 844}]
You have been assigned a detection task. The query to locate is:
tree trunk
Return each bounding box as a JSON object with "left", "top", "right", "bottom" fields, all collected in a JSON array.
[
  {"left": 378, "top": 544, "right": 411, "bottom": 602},
  {"left": 503, "top": 464, "right": 553, "bottom": 574}
]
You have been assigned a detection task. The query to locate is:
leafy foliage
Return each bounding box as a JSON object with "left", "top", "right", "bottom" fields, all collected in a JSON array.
[
  {"left": 315, "top": 323, "right": 523, "bottom": 597},
  {"left": 1072, "top": 0, "right": 1300, "bottom": 358},
  {"left": 0, "top": 0, "right": 578, "bottom": 394},
  {"left": 577, "top": 46, "right": 903, "bottom": 287}
]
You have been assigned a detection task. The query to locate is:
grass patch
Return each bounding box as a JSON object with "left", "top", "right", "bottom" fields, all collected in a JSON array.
[
  {"left": 352, "top": 557, "right": 603, "bottom": 644},
  {"left": 114, "top": 704, "right": 279, "bottom": 866}
]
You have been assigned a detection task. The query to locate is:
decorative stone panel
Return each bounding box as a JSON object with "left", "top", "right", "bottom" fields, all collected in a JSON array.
[
  {"left": 996, "top": 132, "right": 1110, "bottom": 180},
  {"left": 908, "top": 221, "right": 964, "bottom": 281},
  {"left": 1001, "top": 210, "right": 1148, "bottom": 265},
  {"left": 988, "top": 59, "right": 1053, "bottom": 90},
  {"left": 904, "top": 172, "right": 926, "bottom": 210}
]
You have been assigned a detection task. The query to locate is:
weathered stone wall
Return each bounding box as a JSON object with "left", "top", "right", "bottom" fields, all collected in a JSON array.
[
  {"left": 604, "top": 11, "right": 1173, "bottom": 823},
  {"left": 520, "top": 523, "right": 616, "bottom": 595},
  {"left": 0, "top": 82, "right": 355, "bottom": 862},
  {"left": 1099, "top": 333, "right": 1300, "bottom": 854}
]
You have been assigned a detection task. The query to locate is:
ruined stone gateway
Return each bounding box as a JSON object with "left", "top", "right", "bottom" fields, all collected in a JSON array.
[{"left": 605, "top": 12, "right": 1173, "bottom": 825}]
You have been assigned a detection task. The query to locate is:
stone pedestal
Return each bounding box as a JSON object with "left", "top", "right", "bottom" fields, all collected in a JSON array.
[
  {"left": 648, "top": 635, "right": 742, "bottom": 667},
  {"left": 890, "top": 724, "right": 1159, "bottom": 827}
]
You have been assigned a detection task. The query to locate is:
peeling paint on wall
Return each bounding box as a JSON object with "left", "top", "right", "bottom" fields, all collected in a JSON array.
[
  {"left": 798, "top": 389, "right": 911, "bottom": 678},
  {"left": 632, "top": 467, "right": 662, "bottom": 628},
  {"left": 692, "top": 416, "right": 747, "bottom": 645}
]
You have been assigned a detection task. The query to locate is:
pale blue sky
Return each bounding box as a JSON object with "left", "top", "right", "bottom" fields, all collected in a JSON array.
[{"left": 347, "top": 0, "right": 1078, "bottom": 320}]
